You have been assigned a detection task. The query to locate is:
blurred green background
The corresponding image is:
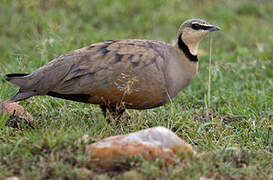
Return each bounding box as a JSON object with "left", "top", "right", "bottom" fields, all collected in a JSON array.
[{"left": 0, "top": 0, "right": 272, "bottom": 179}]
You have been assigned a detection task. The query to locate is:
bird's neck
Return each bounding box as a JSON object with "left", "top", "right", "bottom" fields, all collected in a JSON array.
[{"left": 177, "top": 34, "right": 199, "bottom": 62}]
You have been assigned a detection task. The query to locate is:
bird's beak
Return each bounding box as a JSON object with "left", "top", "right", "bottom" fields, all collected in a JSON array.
[{"left": 208, "top": 25, "right": 221, "bottom": 31}]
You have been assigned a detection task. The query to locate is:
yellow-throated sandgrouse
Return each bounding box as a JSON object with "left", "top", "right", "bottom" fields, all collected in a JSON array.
[{"left": 6, "top": 19, "right": 220, "bottom": 120}]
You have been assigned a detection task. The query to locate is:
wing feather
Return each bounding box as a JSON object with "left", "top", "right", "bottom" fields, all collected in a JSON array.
[{"left": 51, "top": 39, "right": 167, "bottom": 98}]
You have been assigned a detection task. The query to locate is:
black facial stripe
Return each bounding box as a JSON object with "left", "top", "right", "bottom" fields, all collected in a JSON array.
[
  {"left": 192, "top": 24, "right": 212, "bottom": 30},
  {"left": 200, "top": 25, "right": 212, "bottom": 30},
  {"left": 178, "top": 34, "right": 198, "bottom": 62}
]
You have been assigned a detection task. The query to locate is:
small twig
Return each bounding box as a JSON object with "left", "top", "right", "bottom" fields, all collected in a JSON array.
[
  {"left": 207, "top": 36, "right": 212, "bottom": 110},
  {"left": 166, "top": 91, "right": 174, "bottom": 129}
]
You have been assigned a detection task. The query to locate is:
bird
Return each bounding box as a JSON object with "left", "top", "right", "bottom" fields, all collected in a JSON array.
[{"left": 6, "top": 19, "right": 220, "bottom": 121}]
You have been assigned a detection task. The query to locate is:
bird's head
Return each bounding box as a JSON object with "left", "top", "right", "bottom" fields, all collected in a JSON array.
[{"left": 177, "top": 19, "right": 220, "bottom": 56}]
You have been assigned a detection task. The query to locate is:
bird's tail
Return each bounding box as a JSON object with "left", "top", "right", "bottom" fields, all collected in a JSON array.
[
  {"left": 5, "top": 73, "right": 37, "bottom": 102},
  {"left": 6, "top": 73, "right": 29, "bottom": 87}
]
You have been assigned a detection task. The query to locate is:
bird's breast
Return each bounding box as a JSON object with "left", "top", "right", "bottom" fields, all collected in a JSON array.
[{"left": 165, "top": 51, "right": 199, "bottom": 98}]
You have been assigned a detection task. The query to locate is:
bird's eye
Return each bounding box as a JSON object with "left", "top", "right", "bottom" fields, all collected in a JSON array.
[{"left": 191, "top": 24, "right": 201, "bottom": 30}]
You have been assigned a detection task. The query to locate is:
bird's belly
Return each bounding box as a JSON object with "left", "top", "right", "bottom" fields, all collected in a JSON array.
[{"left": 87, "top": 77, "right": 168, "bottom": 109}]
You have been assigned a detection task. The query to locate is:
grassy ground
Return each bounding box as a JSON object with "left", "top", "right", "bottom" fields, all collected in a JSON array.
[{"left": 0, "top": 0, "right": 272, "bottom": 179}]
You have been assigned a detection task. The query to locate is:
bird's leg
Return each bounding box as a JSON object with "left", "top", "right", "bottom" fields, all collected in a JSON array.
[
  {"left": 100, "top": 105, "right": 125, "bottom": 123},
  {"left": 112, "top": 107, "right": 125, "bottom": 124},
  {"left": 100, "top": 105, "right": 110, "bottom": 123},
  {"left": 108, "top": 106, "right": 126, "bottom": 124}
]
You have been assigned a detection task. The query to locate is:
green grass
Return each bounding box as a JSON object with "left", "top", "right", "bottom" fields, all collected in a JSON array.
[{"left": 0, "top": 0, "right": 272, "bottom": 179}]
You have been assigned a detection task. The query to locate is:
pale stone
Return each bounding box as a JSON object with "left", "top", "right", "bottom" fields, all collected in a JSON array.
[
  {"left": 199, "top": 177, "right": 213, "bottom": 180},
  {"left": 0, "top": 101, "right": 33, "bottom": 122},
  {"left": 87, "top": 126, "right": 195, "bottom": 170},
  {"left": 5, "top": 177, "right": 20, "bottom": 180}
]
